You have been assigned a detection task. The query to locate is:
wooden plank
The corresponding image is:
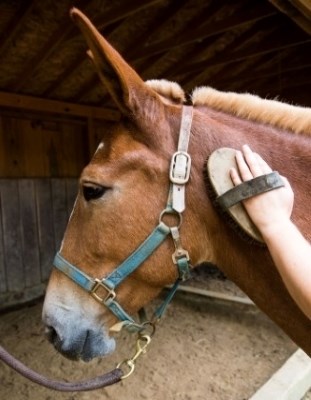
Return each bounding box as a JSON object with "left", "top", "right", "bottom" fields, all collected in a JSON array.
[
  {"left": 171, "top": 285, "right": 254, "bottom": 306},
  {"left": 0, "top": 115, "right": 90, "bottom": 179},
  {"left": 0, "top": 283, "right": 46, "bottom": 311},
  {"left": 0, "top": 117, "right": 25, "bottom": 177},
  {"left": 51, "top": 179, "right": 68, "bottom": 250},
  {"left": 18, "top": 180, "right": 41, "bottom": 288},
  {"left": 0, "top": 181, "right": 7, "bottom": 293},
  {"left": 59, "top": 122, "right": 88, "bottom": 176},
  {"left": 0, "top": 1, "right": 36, "bottom": 56},
  {"left": 66, "top": 179, "right": 79, "bottom": 218},
  {"left": 0, "top": 91, "right": 120, "bottom": 121},
  {"left": 249, "top": 349, "right": 311, "bottom": 400},
  {"left": 128, "top": 0, "right": 277, "bottom": 61},
  {"left": 268, "top": 0, "right": 311, "bottom": 35},
  {"left": 21, "top": 119, "right": 46, "bottom": 178},
  {"left": 0, "top": 180, "right": 24, "bottom": 292},
  {"left": 35, "top": 180, "right": 55, "bottom": 282}
]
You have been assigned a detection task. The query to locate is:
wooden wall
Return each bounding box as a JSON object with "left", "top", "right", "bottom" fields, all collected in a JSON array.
[
  {"left": 0, "top": 114, "right": 89, "bottom": 178},
  {"left": 0, "top": 111, "right": 108, "bottom": 309},
  {"left": 0, "top": 178, "right": 77, "bottom": 309}
]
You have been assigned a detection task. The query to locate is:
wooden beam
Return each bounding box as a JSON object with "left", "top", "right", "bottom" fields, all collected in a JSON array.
[
  {"left": 127, "top": 0, "right": 277, "bottom": 62},
  {"left": 268, "top": 0, "right": 311, "bottom": 35},
  {"left": 73, "top": 0, "right": 165, "bottom": 35},
  {"left": 7, "top": 0, "right": 164, "bottom": 92},
  {"left": 249, "top": 349, "right": 311, "bottom": 400},
  {"left": 73, "top": 0, "right": 187, "bottom": 102},
  {"left": 0, "top": 1, "right": 35, "bottom": 55},
  {"left": 179, "top": 23, "right": 311, "bottom": 81},
  {"left": 238, "top": 64, "right": 311, "bottom": 95},
  {"left": 42, "top": 53, "right": 86, "bottom": 97},
  {"left": 42, "top": 16, "right": 118, "bottom": 98},
  {"left": 166, "top": 14, "right": 278, "bottom": 83},
  {"left": 48, "top": 0, "right": 186, "bottom": 101},
  {"left": 6, "top": 0, "right": 90, "bottom": 92},
  {"left": 137, "top": 0, "right": 221, "bottom": 79},
  {"left": 73, "top": 74, "right": 100, "bottom": 102},
  {"left": 0, "top": 92, "right": 120, "bottom": 121},
  {"left": 216, "top": 61, "right": 311, "bottom": 93},
  {"left": 169, "top": 285, "right": 255, "bottom": 306}
]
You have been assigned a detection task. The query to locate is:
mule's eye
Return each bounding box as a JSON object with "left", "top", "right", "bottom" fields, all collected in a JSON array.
[{"left": 83, "top": 184, "right": 107, "bottom": 201}]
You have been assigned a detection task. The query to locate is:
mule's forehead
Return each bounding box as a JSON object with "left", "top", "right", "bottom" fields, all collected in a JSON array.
[{"left": 83, "top": 132, "right": 165, "bottom": 183}]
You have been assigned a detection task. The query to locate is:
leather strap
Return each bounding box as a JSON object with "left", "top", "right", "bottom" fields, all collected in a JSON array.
[
  {"left": 217, "top": 171, "right": 284, "bottom": 209},
  {"left": 0, "top": 345, "right": 122, "bottom": 391},
  {"left": 54, "top": 222, "right": 171, "bottom": 326},
  {"left": 170, "top": 105, "right": 193, "bottom": 213}
]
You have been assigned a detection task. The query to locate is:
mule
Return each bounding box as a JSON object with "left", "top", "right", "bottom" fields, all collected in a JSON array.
[{"left": 43, "top": 8, "right": 311, "bottom": 363}]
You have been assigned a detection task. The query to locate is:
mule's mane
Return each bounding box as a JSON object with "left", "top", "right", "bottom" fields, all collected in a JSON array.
[{"left": 146, "top": 79, "right": 311, "bottom": 136}]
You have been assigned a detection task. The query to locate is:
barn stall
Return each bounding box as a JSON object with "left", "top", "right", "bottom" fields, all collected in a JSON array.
[{"left": 0, "top": 0, "right": 311, "bottom": 399}]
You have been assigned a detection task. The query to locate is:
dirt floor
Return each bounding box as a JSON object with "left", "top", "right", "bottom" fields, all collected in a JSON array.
[{"left": 0, "top": 269, "right": 299, "bottom": 400}]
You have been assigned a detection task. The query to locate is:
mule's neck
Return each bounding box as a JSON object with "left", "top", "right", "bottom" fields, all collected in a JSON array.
[{"left": 186, "top": 105, "right": 311, "bottom": 355}]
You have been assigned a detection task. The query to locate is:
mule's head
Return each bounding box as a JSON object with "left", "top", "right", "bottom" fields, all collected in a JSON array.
[{"left": 42, "top": 8, "right": 211, "bottom": 362}]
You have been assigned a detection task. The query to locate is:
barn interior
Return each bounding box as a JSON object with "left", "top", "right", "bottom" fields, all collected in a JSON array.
[{"left": 0, "top": 0, "right": 310, "bottom": 308}]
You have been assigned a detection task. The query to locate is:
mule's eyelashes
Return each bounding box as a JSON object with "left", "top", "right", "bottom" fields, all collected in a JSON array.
[{"left": 83, "top": 183, "right": 108, "bottom": 201}]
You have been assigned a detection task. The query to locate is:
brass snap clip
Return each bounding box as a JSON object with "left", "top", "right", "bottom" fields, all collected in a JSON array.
[{"left": 117, "top": 334, "right": 152, "bottom": 379}]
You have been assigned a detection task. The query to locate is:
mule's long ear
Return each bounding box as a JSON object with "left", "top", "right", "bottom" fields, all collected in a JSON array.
[{"left": 70, "top": 8, "right": 162, "bottom": 119}]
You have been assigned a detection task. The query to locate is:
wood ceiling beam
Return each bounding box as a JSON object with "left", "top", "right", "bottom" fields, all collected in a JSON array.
[
  {"left": 73, "top": 0, "right": 187, "bottom": 102},
  {"left": 177, "top": 24, "right": 311, "bottom": 81},
  {"left": 41, "top": 20, "right": 119, "bottom": 97},
  {"left": 8, "top": 0, "right": 164, "bottom": 92},
  {"left": 72, "top": 75, "right": 100, "bottom": 103},
  {"left": 214, "top": 50, "right": 311, "bottom": 92},
  {"left": 268, "top": 0, "right": 311, "bottom": 35},
  {"left": 136, "top": 0, "right": 221, "bottom": 79},
  {"left": 42, "top": 53, "right": 86, "bottom": 97},
  {"left": 166, "top": 14, "right": 278, "bottom": 84},
  {"left": 0, "top": 92, "right": 120, "bottom": 121},
  {"left": 76, "top": 0, "right": 165, "bottom": 34},
  {"left": 0, "top": 1, "right": 36, "bottom": 55},
  {"left": 238, "top": 64, "right": 311, "bottom": 95},
  {"left": 6, "top": 0, "right": 90, "bottom": 92},
  {"left": 127, "top": 0, "right": 277, "bottom": 62},
  {"left": 44, "top": 0, "right": 170, "bottom": 99},
  {"left": 136, "top": 0, "right": 189, "bottom": 47}
]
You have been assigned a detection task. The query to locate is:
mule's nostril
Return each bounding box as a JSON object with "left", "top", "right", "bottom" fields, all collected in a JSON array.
[{"left": 45, "top": 325, "right": 59, "bottom": 345}]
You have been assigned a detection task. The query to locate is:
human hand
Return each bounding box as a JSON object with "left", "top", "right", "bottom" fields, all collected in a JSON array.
[{"left": 229, "top": 145, "right": 294, "bottom": 236}]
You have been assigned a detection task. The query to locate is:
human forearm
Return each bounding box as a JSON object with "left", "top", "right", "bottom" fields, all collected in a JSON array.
[{"left": 261, "top": 220, "right": 311, "bottom": 319}]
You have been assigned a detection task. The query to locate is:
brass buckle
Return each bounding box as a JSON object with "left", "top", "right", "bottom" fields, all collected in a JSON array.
[{"left": 91, "top": 279, "right": 116, "bottom": 304}]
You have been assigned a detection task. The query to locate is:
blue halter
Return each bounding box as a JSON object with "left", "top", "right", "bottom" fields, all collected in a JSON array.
[{"left": 53, "top": 105, "right": 193, "bottom": 331}]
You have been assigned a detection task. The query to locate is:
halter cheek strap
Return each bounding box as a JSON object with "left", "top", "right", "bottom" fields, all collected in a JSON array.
[
  {"left": 54, "top": 222, "right": 171, "bottom": 325},
  {"left": 53, "top": 105, "right": 193, "bottom": 330}
]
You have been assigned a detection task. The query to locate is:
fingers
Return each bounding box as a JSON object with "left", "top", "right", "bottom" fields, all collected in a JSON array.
[
  {"left": 235, "top": 149, "right": 254, "bottom": 181},
  {"left": 234, "top": 144, "right": 272, "bottom": 181},
  {"left": 240, "top": 145, "right": 263, "bottom": 177},
  {"left": 230, "top": 144, "right": 273, "bottom": 187},
  {"left": 229, "top": 167, "right": 242, "bottom": 186}
]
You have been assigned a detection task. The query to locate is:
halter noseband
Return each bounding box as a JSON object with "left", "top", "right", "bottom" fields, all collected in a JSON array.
[{"left": 53, "top": 105, "right": 193, "bottom": 331}]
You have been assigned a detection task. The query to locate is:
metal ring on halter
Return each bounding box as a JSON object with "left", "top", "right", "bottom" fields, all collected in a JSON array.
[
  {"left": 159, "top": 208, "right": 182, "bottom": 229},
  {"left": 140, "top": 321, "right": 156, "bottom": 337}
]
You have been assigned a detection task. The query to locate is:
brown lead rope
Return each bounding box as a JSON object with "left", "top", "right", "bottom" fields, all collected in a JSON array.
[{"left": 0, "top": 345, "right": 123, "bottom": 391}]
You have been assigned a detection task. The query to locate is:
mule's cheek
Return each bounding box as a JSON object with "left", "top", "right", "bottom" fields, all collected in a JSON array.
[{"left": 42, "top": 283, "right": 116, "bottom": 361}]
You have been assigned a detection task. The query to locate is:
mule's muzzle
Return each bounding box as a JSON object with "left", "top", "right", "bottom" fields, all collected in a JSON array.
[
  {"left": 45, "top": 325, "right": 82, "bottom": 361},
  {"left": 44, "top": 322, "right": 116, "bottom": 362}
]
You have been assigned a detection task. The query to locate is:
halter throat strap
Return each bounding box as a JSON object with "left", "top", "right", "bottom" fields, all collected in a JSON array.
[{"left": 53, "top": 105, "right": 193, "bottom": 330}]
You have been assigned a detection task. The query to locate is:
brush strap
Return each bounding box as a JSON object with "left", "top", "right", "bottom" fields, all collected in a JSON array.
[{"left": 216, "top": 171, "right": 284, "bottom": 209}]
